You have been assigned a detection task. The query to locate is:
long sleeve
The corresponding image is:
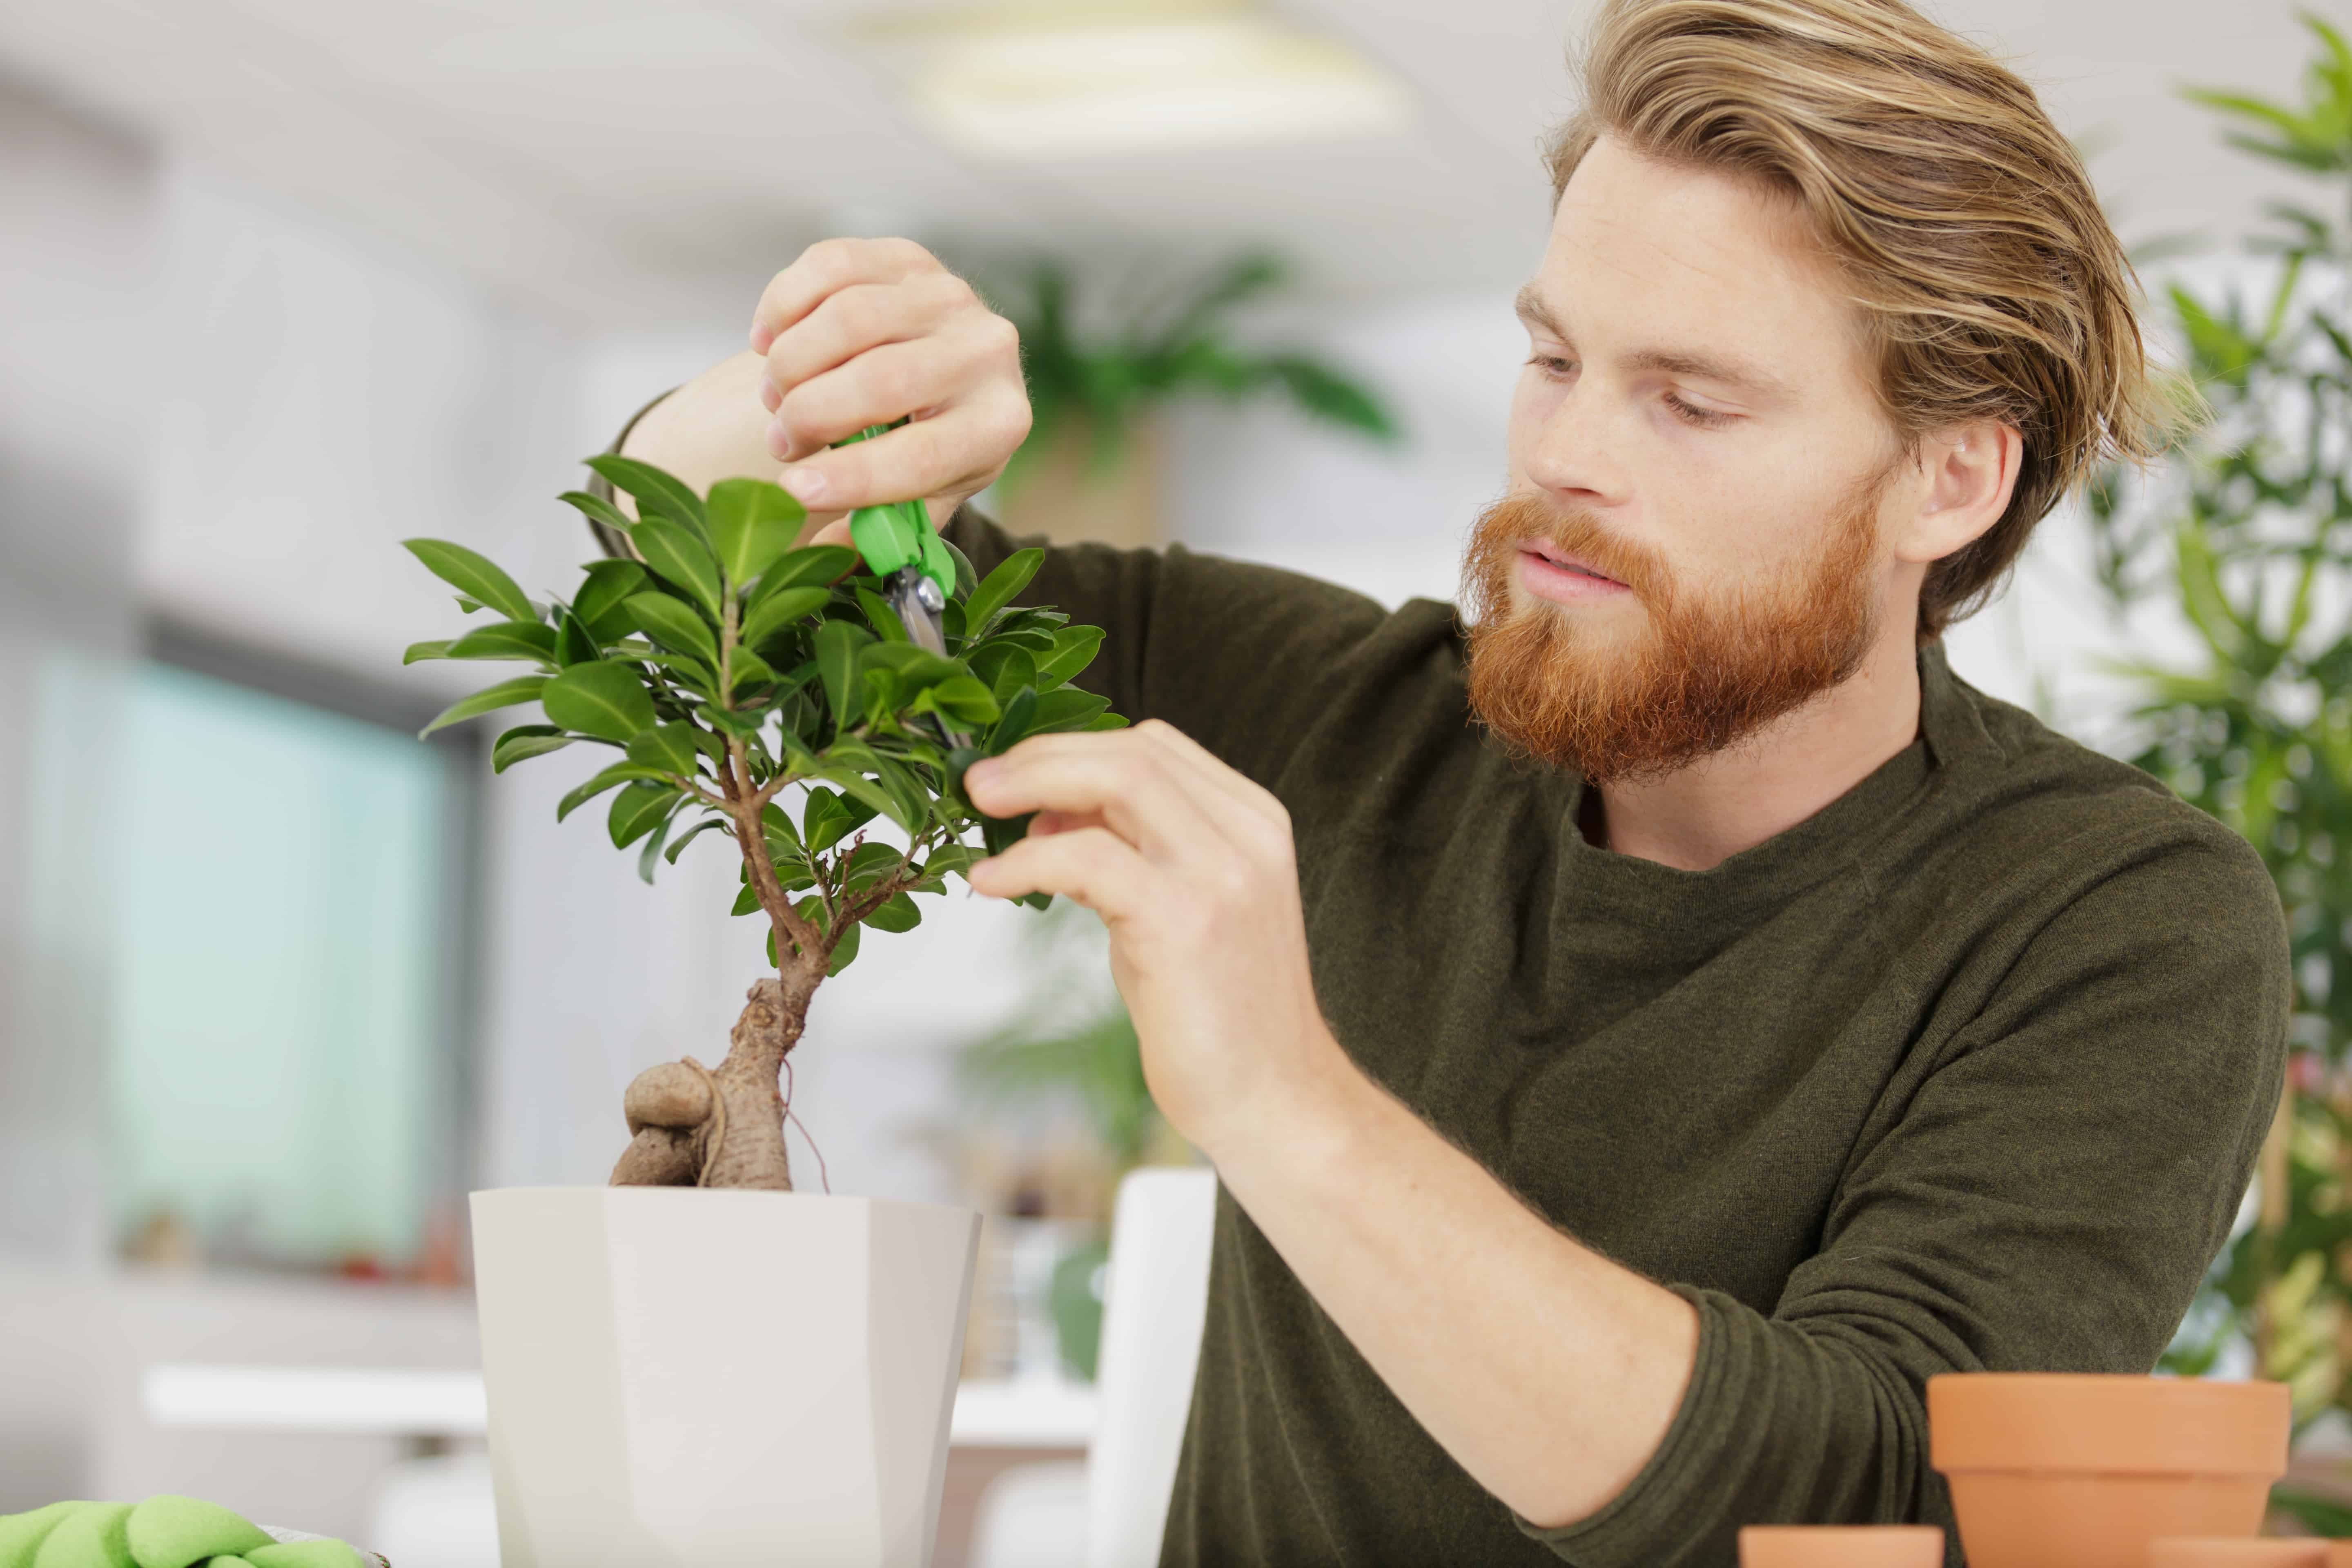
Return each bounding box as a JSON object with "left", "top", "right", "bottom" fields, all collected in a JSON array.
[
  {"left": 940, "top": 505, "right": 1394, "bottom": 787},
  {"left": 1511, "top": 828, "right": 2291, "bottom": 1567}
]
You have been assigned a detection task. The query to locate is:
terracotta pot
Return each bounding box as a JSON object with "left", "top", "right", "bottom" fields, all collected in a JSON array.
[
  {"left": 1928, "top": 1374, "right": 2289, "bottom": 1568},
  {"left": 2324, "top": 1544, "right": 2352, "bottom": 1568},
  {"left": 1738, "top": 1524, "right": 1944, "bottom": 1566},
  {"left": 2148, "top": 1543, "right": 2326, "bottom": 1566}
]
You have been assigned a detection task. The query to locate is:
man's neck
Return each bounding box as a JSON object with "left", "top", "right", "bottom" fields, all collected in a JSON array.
[{"left": 1588, "top": 628, "right": 1926, "bottom": 871}]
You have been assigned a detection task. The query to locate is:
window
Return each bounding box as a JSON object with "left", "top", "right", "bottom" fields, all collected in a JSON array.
[{"left": 109, "top": 626, "right": 480, "bottom": 1274}]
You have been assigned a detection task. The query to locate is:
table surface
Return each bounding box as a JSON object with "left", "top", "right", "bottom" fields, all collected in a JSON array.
[{"left": 140, "top": 1362, "right": 1098, "bottom": 1449}]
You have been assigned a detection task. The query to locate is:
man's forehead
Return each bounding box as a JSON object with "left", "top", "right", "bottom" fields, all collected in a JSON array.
[{"left": 1530, "top": 138, "right": 1867, "bottom": 399}]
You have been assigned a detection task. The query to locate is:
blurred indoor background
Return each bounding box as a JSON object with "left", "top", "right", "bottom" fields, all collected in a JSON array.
[{"left": 0, "top": 0, "right": 2341, "bottom": 1560}]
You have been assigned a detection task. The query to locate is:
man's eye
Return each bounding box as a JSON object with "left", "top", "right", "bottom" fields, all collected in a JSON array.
[
  {"left": 1663, "top": 392, "right": 1735, "bottom": 429},
  {"left": 1526, "top": 354, "right": 1575, "bottom": 379}
]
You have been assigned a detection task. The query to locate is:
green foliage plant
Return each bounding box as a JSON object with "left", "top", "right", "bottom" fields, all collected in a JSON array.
[
  {"left": 402, "top": 457, "right": 1124, "bottom": 1192},
  {"left": 995, "top": 252, "right": 1402, "bottom": 492},
  {"left": 2085, "top": 13, "right": 2352, "bottom": 1433}
]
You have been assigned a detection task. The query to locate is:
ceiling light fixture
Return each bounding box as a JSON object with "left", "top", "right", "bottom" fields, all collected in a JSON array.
[{"left": 844, "top": 1, "right": 1416, "bottom": 160}]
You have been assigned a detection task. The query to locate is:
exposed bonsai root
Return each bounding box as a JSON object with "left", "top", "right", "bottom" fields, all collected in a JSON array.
[{"left": 609, "top": 976, "right": 811, "bottom": 1191}]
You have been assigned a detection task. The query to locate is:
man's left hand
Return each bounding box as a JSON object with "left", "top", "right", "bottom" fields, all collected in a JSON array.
[{"left": 962, "top": 719, "right": 1345, "bottom": 1157}]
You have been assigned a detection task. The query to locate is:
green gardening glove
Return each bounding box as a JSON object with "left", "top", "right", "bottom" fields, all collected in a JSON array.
[{"left": 0, "top": 1498, "right": 362, "bottom": 1568}]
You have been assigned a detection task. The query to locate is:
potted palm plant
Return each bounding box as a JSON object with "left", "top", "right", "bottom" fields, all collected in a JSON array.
[
  {"left": 988, "top": 252, "right": 1402, "bottom": 545},
  {"left": 402, "top": 454, "right": 1120, "bottom": 1567}
]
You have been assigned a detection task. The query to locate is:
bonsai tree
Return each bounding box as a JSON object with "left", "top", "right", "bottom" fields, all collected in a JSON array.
[{"left": 401, "top": 454, "right": 1121, "bottom": 1191}]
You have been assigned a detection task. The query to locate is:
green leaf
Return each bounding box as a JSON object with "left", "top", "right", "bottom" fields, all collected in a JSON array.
[
  {"left": 542, "top": 660, "right": 658, "bottom": 743},
  {"left": 623, "top": 592, "right": 720, "bottom": 666},
  {"left": 666, "top": 815, "right": 732, "bottom": 865},
  {"left": 583, "top": 454, "right": 707, "bottom": 537},
  {"left": 404, "top": 538, "right": 539, "bottom": 623},
  {"left": 626, "top": 722, "right": 702, "bottom": 776},
  {"left": 706, "top": 478, "right": 806, "bottom": 588},
  {"left": 492, "top": 724, "right": 573, "bottom": 773},
  {"left": 804, "top": 786, "right": 852, "bottom": 854},
  {"left": 747, "top": 545, "right": 858, "bottom": 609},
  {"left": 633, "top": 517, "right": 726, "bottom": 620},
  {"left": 945, "top": 538, "right": 980, "bottom": 599},
  {"left": 421, "top": 675, "right": 549, "bottom": 737},
  {"left": 820, "top": 765, "right": 916, "bottom": 833},
  {"left": 608, "top": 780, "right": 677, "bottom": 848},
  {"left": 856, "top": 586, "right": 909, "bottom": 641},
  {"left": 989, "top": 686, "right": 1039, "bottom": 755},
  {"left": 920, "top": 674, "right": 1001, "bottom": 726},
  {"left": 629, "top": 645, "right": 720, "bottom": 697},
  {"left": 1036, "top": 625, "right": 1105, "bottom": 687},
  {"left": 740, "top": 586, "right": 832, "bottom": 650},
  {"left": 827, "top": 919, "right": 862, "bottom": 976},
  {"left": 968, "top": 642, "right": 1036, "bottom": 703},
  {"left": 815, "top": 619, "right": 872, "bottom": 735},
  {"left": 1031, "top": 686, "right": 1111, "bottom": 733},
  {"left": 637, "top": 800, "right": 685, "bottom": 883},
  {"left": 730, "top": 647, "right": 778, "bottom": 693},
  {"left": 964, "top": 548, "right": 1044, "bottom": 633},
  {"left": 864, "top": 891, "right": 922, "bottom": 933},
  {"left": 446, "top": 619, "right": 559, "bottom": 663},
  {"left": 403, "top": 640, "right": 452, "bottom": 665},
  {"left": 552, "top": 608, "right": 601, "bottom": 667},
  {"left": 555, "top": 760, "right": 671, "bottom": 821},
  {"left": 557, "top": 489, "right": 637, "bottom": 537},
  {"left": 574, "top": 559, "right": 650, "bottom": 626},
  {"left": 861, "top": 641, "right": 963, "bottom": 690}
]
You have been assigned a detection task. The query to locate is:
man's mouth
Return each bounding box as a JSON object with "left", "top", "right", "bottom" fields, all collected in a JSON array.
[{"left": 1525, "top": 541, "right": 1622, "bottom": 583}]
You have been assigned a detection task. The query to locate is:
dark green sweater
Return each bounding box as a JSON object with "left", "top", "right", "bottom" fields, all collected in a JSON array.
[{"left": 941, "top": 515, "right": 2290, "bottom": 1568}]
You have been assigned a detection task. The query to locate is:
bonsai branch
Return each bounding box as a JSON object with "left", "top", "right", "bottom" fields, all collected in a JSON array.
[{"left": 720, "top": 735, "right": 824, "bottom": 969}]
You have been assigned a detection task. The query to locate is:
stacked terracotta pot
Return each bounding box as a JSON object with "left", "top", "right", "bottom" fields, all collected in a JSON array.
[{"left": 1737, "top": 1374, "right": 2311, "bottom": 1567}]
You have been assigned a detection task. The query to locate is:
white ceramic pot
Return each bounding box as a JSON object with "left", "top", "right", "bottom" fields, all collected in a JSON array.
[{"left": 470, "top": 1186, "right": 982, "bottom": 1568}]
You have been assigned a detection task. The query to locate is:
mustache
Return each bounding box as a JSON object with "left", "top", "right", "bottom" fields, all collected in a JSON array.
[{"left": 1465, "top": 491, "right": 1672, "bottom": 607}]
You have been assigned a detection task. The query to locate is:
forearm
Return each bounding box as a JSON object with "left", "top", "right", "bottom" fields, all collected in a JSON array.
[
  {"left": 613, "top": 351, "right": 789, "bottom": 501},
  {"left": 1208, "top": 1035, "right": 1699, "bottom": 1530}
]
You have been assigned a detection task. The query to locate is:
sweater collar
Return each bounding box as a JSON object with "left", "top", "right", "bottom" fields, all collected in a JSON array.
[{"left": 1553, "top": 641, "right": 1967, "bottom": 924}]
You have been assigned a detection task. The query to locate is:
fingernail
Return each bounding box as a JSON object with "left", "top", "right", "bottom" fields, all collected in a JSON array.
[
  {"left": 749, "top": 324, "right": 772, "bottom": 352},
  {"left": 965, "top": 758, "right": 999, "bottom": 788},
  {"left": 759, "top": 378, "right": 780, "bottom": 412},
  {"left": 780, "top": 466, "right": 828, "bottom": 504}
]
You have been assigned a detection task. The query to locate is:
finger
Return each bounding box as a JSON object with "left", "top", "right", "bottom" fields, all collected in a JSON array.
[
  {"left": 1129, "top": 719, "right": 1292, "bottom": 843},
  {"left": 968, "top": 824, "right": 1152, "bottom": 921},
  {"left": 964, "top": 735, "right": 1223, "bottom": 865},
  {"left": 748, "top": 237, "right": 938, "bottom": 355},
  {"left": 775, "top": 386, "right": 1031, "bottom": 513},
  {"left": 796, "top": 517, "right": 854, "bottom": 551},
  {"left": 766, "top": 316, "right": 1016, "bottom": 463},
  {"left": 757, "top": 274, "right": 973, "bottom": 418}
]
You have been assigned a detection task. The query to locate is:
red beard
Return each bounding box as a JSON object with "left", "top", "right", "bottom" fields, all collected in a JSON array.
[{"left": 1459, "top": 475, "right": 1887, "bottom": 785}]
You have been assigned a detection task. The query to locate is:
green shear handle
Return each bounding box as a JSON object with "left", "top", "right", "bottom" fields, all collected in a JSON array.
[{"left": 836, "top": 421, "right": 956, "bottom": 656}]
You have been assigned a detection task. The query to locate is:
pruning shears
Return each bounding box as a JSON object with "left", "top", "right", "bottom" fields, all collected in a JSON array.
[
  {"left": 834, "top": 419, "right": 980, "bottom": 756},
  {"left": 836, "top": 421, "right": 956, "bottom": 657}
]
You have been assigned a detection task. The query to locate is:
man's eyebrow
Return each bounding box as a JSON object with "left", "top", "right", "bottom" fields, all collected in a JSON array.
[
  {"left": 1513, "top": 283, "right": 1561, "bottom": 337},
  {"left": 1512, "top": 282, "right": 1795, "bottom": 403},
  {"left": 1623, "top": 347, "right": 1795, "bottom": 403}
]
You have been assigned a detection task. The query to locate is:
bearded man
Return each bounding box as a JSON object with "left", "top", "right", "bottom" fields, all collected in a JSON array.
[{"left": 603, "top": 0, "right": 2289, "bottom": 1560}]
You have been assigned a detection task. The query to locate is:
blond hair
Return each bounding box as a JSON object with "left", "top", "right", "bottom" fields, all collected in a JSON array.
[{"left": 1548, "top": 0, "right": 2170, "bottom": 640}]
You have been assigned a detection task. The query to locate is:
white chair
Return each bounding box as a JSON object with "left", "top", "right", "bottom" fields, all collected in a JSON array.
[
  {"left": 970, "top": 1164, "right": 1218, "bottom": 1568},
  {"left": 1083, "top": 1166, "right": 1219, "bottom": 1568}
]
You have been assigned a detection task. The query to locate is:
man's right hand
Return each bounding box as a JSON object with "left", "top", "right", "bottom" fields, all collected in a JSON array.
[{"left": 619, "top": 238, "right": 1030, "bottom": 548}]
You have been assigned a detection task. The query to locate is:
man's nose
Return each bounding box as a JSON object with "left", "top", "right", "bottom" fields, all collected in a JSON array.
[{"left": 1526, "top": 381, "right": 1632, "bottom": 508}]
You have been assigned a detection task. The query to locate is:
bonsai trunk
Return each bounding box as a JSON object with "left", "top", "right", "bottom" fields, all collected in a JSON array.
[{"left": 609, "top": 967, "right": 821, "bottom": 1191}]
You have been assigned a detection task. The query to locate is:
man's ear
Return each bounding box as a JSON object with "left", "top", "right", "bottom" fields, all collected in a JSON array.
[{"left": 1894, "top": 419, "right": 2023, "bottom": 566}]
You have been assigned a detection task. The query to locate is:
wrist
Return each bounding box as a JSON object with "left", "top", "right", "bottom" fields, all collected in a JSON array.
[{"left": 1198, "top": 1026, "right": 1368, "bottom": 1185}]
